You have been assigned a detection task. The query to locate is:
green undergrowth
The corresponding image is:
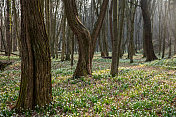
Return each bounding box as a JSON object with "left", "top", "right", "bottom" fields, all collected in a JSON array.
[
  {"left": 0, "top": 55, "right": 176, "bottom": 116},
  {"left": 0, "top": 55, "right": 20, "bottom": 61},
  {"left": 142, "top": 58, "right": 176, "bottom": 70}
]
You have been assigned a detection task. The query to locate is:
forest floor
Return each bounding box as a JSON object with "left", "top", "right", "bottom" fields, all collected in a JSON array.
[{"left": 0, "top": 53, "right": 176, "bottom": 116}]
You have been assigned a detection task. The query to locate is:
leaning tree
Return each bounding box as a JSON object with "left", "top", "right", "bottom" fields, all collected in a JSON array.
[{"left": 15, "top": 0, "right": 52, "bottom": 110}]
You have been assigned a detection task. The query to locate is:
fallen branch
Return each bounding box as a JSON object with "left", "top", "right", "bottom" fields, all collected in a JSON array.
[
  {"left": 0, "top": 61, "right": 12, "bottom": 71},
  {"left": 102, "top": 56, "right": 112, "bottom": 59}
]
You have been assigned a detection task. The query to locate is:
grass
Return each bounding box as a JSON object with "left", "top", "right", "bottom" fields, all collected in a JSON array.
[{"left": 0, "top": 54, "right": 176, "bottom": 116}]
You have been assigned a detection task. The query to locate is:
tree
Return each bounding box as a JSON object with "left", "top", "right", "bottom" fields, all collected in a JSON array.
[
  {"left": 141, "top": 0, "right": 157, "bottom": 61},
  {"left": 61, "top": 14, "right": 66, "bottom": 61},
  {"left": 63, "top": 0, "right": 91, "bottom": 77},
  {"left": 15, "top": 0, "right": 52, "bottom": 110},
  {"left": 5, "top": 0, "right": 12, "bottom": 56},
  {"left": 90, "top": 0, "right": 109, "bottom": 63},
  {"left": 111, "top": 0, "right": 125, "bottom": 76},
  {"left": 111, "top": 0, "right": 118, "bottom": 76},
  {"left": 127, "top": 0, "right": 138, "bottom": 63},
  {"left": 63, "top": 0, "right": 109, "bottom": 78}
]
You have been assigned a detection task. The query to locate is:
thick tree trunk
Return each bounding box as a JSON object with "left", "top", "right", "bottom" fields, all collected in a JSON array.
[
  {"left": 45, "top": 0, "right": 50, "bottom": 40},
  {"left": 141, "top": 0, "right": 157, "bottom": 61},
  {"left": 16, "top": 0, "right": 52, "bottom": 111}
]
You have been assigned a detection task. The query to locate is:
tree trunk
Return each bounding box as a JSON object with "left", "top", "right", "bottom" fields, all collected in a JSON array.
[
  {"left": 12, "top": 0, "right": 18, "bottom": 52},
  {"left": 55, "top": 14, "right": 64, "bottom": 59},
  {"left": 102, "top": 19, "right": 109, "bottom": 57},
  {"left": 0, "top": 24, "right": 7, "bottom": 52},
  {"left": 71, "top": 32, "right": 75, "bottom": 67},
  {"left": 111, "top": 0, "right": 125, "bottom": 77},
  {"left": 61, "top": 14, "right": 66, "bottom": 61},
  {"left": 16, "top": 0, "right": 52, "bottom": 111},
  {"left": 90, "top": 0, "right": 109, "bottom": 60},
  {"left": 111, "top": 0, "right": 118, "bottom": 76},
  {"left": 65, "top": 27, "right": 71, "bottom": 61},
  {"left": 6, "top": 0, "right": 12, "bottom": 56},
  {"left": 63, "top": 0, "right": 91, "bottom": 78},
  {"left": 141, "top": 0, "right": 157, "bottom": 61},
  {"left": 168, "top": 37, "right": 171, "bottom": 58},
  {"left": 98, "top": 36, "right": 103, "bottom": 56},
  {"left": 109, "top": 0, "right": 113, "bottom": 47},
  {"left": 111, "top": 0, "right": 125, "bottom": 76},
  {"left": 162, "top": 28, "right": 166, "bottom": 59}
]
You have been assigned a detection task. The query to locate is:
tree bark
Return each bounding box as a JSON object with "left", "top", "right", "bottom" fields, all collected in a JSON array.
[
  {"left": 111, "top": 0, "right": 118, "bottom": 76},
  {"left": 16, "top": 0, "right": 52, "bottom": 110},
  {"left": 65, "top": 27, "right": 71, "bottom": 61},
  {"left": 61, "top": 14, "right": 66, "bottom": 61},
  {"left": 12, "top": 0, "right": 18, "bottom": 52},
  {"left": 71, "top": 32, "right": 75, "bottom": 67},
  {"left": 109, "top": 0, "right": 113, "bottom": 47},
  {"left": 6, "top": 0, "right": 12, "bottom": 56},
  {"left": 141, "top": 0, "right": 157, "bottom": 61},
  {"left": 111, "top": 0, "right": 125, "bottom": 76}
]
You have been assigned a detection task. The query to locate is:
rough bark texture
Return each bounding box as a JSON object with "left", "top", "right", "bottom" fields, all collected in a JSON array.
[
  {"left": 111, "top": 0, "right": 125, "bottom": 77},
  {"left": 63, "top": 0, "right": 91, "bottom": 77},
  {"left": 111, "top": 0, "right": 118, "bottom": 76},
  {"left": 0, "top": 23, "right": 7, "bottom": 52},
  {"left": 141, "top": 0, "right": 157, "bottom": 61},
  {"left": 16, "top": 0, "right": 52, "bottom": 110},
  {"left": 6, "top": 0, "right": 12, "bottom": 56}
]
